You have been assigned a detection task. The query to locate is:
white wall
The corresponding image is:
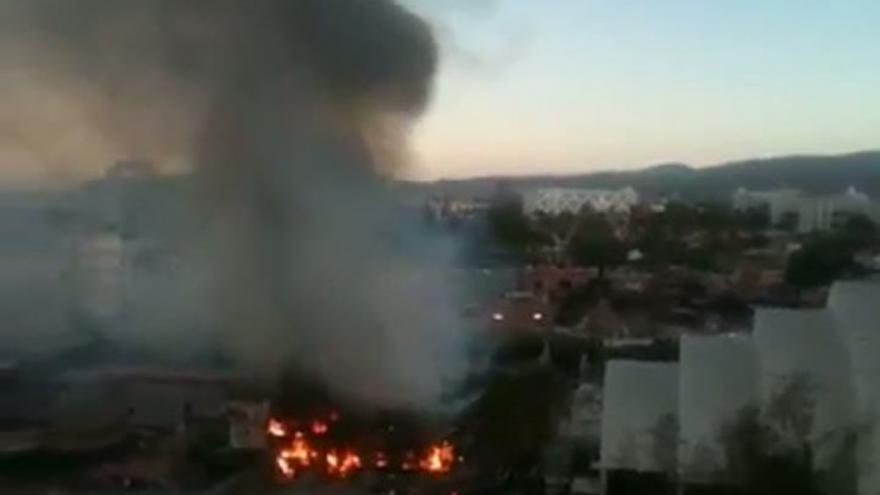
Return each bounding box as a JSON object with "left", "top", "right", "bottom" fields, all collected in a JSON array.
[
  {"left": 600, "top": 360, "right": 679, "bottom": 472},
  {"left": 828, "top": 282, "right": 880, "bottom": 495},
  {"left": 753, "top": 308, "right": 855, "bottom": 467},
  {"left": 599, "top": 281, "right": 880, "bottom": 492},
  {"left": 678, "top": 334, "right": 758, "bottom": 481}
]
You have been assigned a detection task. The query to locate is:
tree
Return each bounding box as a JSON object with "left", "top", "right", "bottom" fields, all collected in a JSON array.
[
  {"left": 778, "top": 211, "right": 799, "bottom": 232},
  {"left": 568, "top": 216, "right": 626, "bottom": 276},
  {"left": 651, "top": 414, "right": 680, "bottom": 476},
  {"left": 459, "top": 366, "right": 571, "bottom": 470},
  {"left": 834, "top": 213, "right": 879, "bottom": 252},
  {"left": 718, "top": 375, "right": 820, "bottom": 495},
  {"left": 741, "top": 205, "right": 771, "bottom": 231},
  {"left": 487, "top": 195, "right": 543, "bottom": 254},
  {"left": 662, "top": 201, "right": 698, "bottom": 229},
  {"left": 534, "top": 210, "right": 576, "bottom": 240},
  {"left": 786, "top": 214, "right": 879, "bottom": 291},
  {"left": 636, "top": 223, "right": 683, "bottom": 267},
  {"left": 785, "top": 238, "right": 855, "bottom": 290},
  {"left": 555, "top": 283, "right": 602, "bottom": 326}
]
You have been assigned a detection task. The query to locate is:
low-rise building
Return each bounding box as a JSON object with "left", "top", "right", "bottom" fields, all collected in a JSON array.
[
  {"left": 425, "top": 195, "right": 489, "bottom": 221},
  {"left": 523, "top": 188, "right": 640, "bottom": 217},
  {"left": 60, "top": 367, "right": 231, "bottom": 431}
]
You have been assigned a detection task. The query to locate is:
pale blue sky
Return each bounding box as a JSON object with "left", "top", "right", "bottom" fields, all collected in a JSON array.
[{"left": 406, "top": 0, "right": 880, "bottom": 179}]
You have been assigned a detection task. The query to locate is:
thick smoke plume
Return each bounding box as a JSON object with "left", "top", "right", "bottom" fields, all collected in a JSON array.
[{"left": 0, "top": 0, "right": 468, "bottom": 408}]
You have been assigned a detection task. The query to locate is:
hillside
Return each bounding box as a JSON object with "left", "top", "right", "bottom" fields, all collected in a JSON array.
[{"left": 407, "top": 150, "right": 880, "bottom": 201}]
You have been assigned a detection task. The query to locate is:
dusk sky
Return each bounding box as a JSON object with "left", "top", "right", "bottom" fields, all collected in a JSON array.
[
  {"left": 407, "top": 0, "right": 880, "bottom": 179},
  {"left": 1, "top": 0, "right": 878, "bottom": 188}
]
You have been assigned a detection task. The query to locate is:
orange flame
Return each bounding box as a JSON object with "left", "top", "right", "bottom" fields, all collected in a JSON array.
[
  {"left": 341, "top": 451, "right": 362, "bottom": 475},
  {"left": 326, "top": 449, "right": 362, "bottom": 477},
  {"left": 419, "top": 442, "right": 455, "bottom": 474},
  {"left": 275, "top": 434, "right": 319, "bottom": 480},
  {"left": 270, "top": 413, "right": 453, "bottom": 482},
  {"left": 267, "top": 418, "right": 287, "bottom": 438},
  {"left": 281, "top": 437, "right": 314, "bottom": 467}
]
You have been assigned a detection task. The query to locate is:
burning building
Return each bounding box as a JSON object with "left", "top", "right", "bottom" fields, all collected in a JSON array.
[{"left": 0, "top": 0, "right": 504, "bottom": 492}]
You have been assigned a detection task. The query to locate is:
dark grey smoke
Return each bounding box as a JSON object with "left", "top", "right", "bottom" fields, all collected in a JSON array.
[
  {"left": 0, "top": 0, "right": 468, "bottom": 408},
  {"left": 0, "top": 0, "right": 436, "bottom": 179}
]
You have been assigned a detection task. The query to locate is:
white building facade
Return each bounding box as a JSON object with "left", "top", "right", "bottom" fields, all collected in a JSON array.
[
  {"left": 600, "top": 360, "right": 679, "bottom": 473},
  {"left": 600, "top": 280, "right": 880, "bottom": 494},
  {"left": 523, "top": 187, "right": 640, "bottom": 216},
  {"left": 732, "top": 187, "right": 876, "bottom": 233},
  {"left": 732, "top": 188, "right": 801, "bottom": 223},
  {"left": 678, "top": 334, "right": 758, "bottom": 481},
  {"left": 795, "top": 187, "right": 873, "bottom": 233}
]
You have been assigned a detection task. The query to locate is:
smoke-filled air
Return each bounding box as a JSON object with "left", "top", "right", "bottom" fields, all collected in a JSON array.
[{"left": 0, "top": 0, "right": 469, "bottom": 408}]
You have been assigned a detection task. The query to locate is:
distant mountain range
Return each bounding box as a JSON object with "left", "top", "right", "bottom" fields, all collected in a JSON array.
[{"left": 405, "top": 150, "right": 880, "bottom": 201}]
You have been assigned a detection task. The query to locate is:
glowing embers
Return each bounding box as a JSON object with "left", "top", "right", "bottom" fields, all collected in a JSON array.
[
  {"left": 311, "top": 419, "right": 329, "bottom": 435},
  {"left": 374, "top": 451, "right": 389, "bottom": 469},
  {"left": 326, "top": 449, "right": 362, "bottom": 478},
  {"left": 276, "top": 456, "right": 295, "bottom": 478},
  {"left": 267, "top": 417, "right": 288, "bottom": 438}
]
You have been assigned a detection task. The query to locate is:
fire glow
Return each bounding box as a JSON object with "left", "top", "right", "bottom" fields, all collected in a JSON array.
[
  {"left": 326, "top": 449, "right": 362, "bottom": 478},
  {"left": 275, "top": 436, "right": 321, "bottom": 480},
  {"left": 419, "top": 442, "right": 455, "bottom": 474},
  {"left": 278, "top": 435, "right": 316, "bottom": 469},
  {"left": 269, "top": 414, "right": 455, "bottom": 482}
]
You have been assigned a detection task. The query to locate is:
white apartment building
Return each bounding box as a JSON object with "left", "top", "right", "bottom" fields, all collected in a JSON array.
[
  {"left": 732, "top": 188, "right": 801, "bottom": 224},
  {"left": 795, "top": 187, "right": 874, "bottom": 233},
  {"left": 733, "top": 187, "right": 876, "bottom": 233},
  {"left": 598, "top": 280, "right": 880, "bottom": 495},
  {"left": 523, "top": 187, "right": 640, "bottom": 216}
]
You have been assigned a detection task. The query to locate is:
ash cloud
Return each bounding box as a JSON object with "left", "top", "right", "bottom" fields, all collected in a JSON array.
[{"left": 0, "top": 0, "right": 468, "bottom": 408}]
